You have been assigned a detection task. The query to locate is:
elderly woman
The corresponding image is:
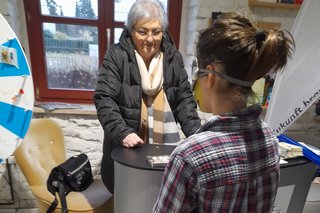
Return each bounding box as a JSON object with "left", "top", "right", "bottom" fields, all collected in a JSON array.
[{"left": 94, "top": 0, "right": 201, "bottom": 193}]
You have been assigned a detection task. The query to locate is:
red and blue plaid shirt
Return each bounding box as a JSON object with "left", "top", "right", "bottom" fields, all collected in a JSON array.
[{"left": 153, "top": 105, "right": 280, "bottom": 213}]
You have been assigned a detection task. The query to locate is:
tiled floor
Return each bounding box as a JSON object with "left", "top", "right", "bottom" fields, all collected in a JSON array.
[
  {"left": 303, "top": 182, "right": 320, "bottom": 213},
  {"left": 303, "top": 202, "right": 320, "bottom": 213},
  {"left": 284, "top": 134, "right": 320, "bottom": 212}
]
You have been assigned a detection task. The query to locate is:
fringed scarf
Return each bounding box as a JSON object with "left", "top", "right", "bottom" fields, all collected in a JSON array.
[{"left": 135, "top": 51, "right": 180, "bottom": 144}]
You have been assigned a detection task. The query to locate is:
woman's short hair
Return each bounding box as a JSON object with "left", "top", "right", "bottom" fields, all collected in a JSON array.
[{"left": 126, "top": 0, "right": 168, "bottom": 32}]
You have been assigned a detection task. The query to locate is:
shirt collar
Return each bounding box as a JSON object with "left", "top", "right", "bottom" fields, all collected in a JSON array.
[{"left": 196, "top": 105, "right": 262, "bottom": 134}]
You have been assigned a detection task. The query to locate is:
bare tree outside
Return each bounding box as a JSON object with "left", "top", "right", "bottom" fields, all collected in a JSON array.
[{"left": 42, "top": 0, "right": 99, "bottom": 90}]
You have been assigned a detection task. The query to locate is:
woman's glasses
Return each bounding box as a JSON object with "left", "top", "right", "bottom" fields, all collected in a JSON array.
[
  {"left": 191, "top": 57, "right": 254, "bottom": 90},
  {"left": 133, "top": 28, "right": 163, "bottom": 39}
]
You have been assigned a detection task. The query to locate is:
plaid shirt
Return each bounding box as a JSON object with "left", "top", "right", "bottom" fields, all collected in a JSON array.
[{"left": 153, "top": 105, "right": 280, "bottom": 213}]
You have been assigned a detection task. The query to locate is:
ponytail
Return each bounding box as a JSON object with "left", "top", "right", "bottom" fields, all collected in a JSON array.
[{"left": 247, "top": 29, "right": 295, "bottom": 81}]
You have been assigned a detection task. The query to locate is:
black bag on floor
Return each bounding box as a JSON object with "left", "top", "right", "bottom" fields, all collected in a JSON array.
[{"left": 46, "top": 153, "right": 93, "bottom": 213}]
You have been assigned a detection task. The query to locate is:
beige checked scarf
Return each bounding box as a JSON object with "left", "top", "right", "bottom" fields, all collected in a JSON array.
[{"left": 135, "top": 51, "right": 180, "bottom": 144}]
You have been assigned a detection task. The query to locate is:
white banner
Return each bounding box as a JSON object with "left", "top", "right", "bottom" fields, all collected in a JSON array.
[{"left": 265, "top": 0, "right": 320, "bottom": 134}]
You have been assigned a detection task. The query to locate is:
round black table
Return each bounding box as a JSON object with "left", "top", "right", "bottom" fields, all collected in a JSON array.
[
  {"left": 111, "top": 144, "right": 175, "bottom": 213},
  {"left": 111, "top": 144, "right": 317, "bottom": 213},
  {"left": 111, "top": 143, "right": 175, "bottom": 171}
]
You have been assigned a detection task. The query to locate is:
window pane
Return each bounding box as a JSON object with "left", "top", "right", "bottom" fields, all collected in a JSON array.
[
  {"left": 114, "top": 0, "right": 168, "bottom": 22},
  {"left": 40, "top": 0, "right": 98, "bottom": 19},
  {"left": 114, "top": 28, "right": 123, "bottom": 43},
  {"left": 43, "top": 23, "right": 99, "bottom": 90}
]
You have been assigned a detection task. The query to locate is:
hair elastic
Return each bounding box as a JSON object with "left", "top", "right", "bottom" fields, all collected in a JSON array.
[{"left": 255, "top": 29, "right": 266, "bottom": 44}]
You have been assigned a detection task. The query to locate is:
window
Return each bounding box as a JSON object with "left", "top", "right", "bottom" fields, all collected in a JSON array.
[{"left": 24, "top": 0, "right": 182, "bottom": 103}]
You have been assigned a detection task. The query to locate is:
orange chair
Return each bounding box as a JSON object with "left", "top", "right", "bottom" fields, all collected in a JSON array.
[{"left": 14, "top": 118, "right": 113, "bottom": 213}]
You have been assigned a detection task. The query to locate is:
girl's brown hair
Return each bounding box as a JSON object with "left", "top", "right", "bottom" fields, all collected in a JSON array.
[{"left": 196, "top": 12, "right": 295, "bottom": 89}]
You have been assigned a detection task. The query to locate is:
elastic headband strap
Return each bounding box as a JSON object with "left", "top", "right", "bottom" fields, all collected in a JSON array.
[{"left": 198, "top": 69, "right": 254, "bottom": 87}]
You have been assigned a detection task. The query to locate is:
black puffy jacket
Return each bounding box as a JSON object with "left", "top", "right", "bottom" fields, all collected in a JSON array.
[{"left": 94, "top": 27, "right": 201, "bottom": 193}]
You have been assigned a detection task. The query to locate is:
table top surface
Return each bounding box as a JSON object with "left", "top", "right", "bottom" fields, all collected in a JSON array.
[
  {"left": 111, "top": 144, "right": 175, "bottom": 171},
  {"left": 111, "top": 144, "right": 311, "bottom": 171}
]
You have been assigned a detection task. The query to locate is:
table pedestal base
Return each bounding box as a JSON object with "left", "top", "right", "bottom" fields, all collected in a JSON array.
[{"left": 114, "top": 162, "right": 164, "bottom": 213}]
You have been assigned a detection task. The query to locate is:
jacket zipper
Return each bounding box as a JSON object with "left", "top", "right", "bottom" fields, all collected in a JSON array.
[{"left": 68, "top": 158, "right": 89, "bottom": 176}]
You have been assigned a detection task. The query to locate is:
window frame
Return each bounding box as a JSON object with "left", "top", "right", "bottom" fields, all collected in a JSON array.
[{"left": 23, "top": 0, "right": 182, "bottom": 103}]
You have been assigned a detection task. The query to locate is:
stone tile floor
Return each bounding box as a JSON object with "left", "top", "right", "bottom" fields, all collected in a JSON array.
[{"left": 303, "top": 180, "right": 320, "bottom": 213}]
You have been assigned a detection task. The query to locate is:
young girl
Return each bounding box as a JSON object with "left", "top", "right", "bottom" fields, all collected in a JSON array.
[{"left": 154, "top": 12, "right": 295, "bottom": 213}]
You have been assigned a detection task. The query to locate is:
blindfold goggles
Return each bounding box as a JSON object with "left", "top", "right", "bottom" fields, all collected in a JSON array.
[{"left": 191, "top": 57, "right": 254, "bottom": 90}]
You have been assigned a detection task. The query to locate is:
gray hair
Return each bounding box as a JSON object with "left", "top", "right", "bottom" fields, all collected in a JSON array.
[{"left": 126, "top": 0, "right": 168, "bottom": 33}]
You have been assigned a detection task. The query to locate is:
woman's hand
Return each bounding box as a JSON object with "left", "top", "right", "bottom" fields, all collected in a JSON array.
[{"left": 122, "top": 133, "right": 144, "bottom": 148}]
